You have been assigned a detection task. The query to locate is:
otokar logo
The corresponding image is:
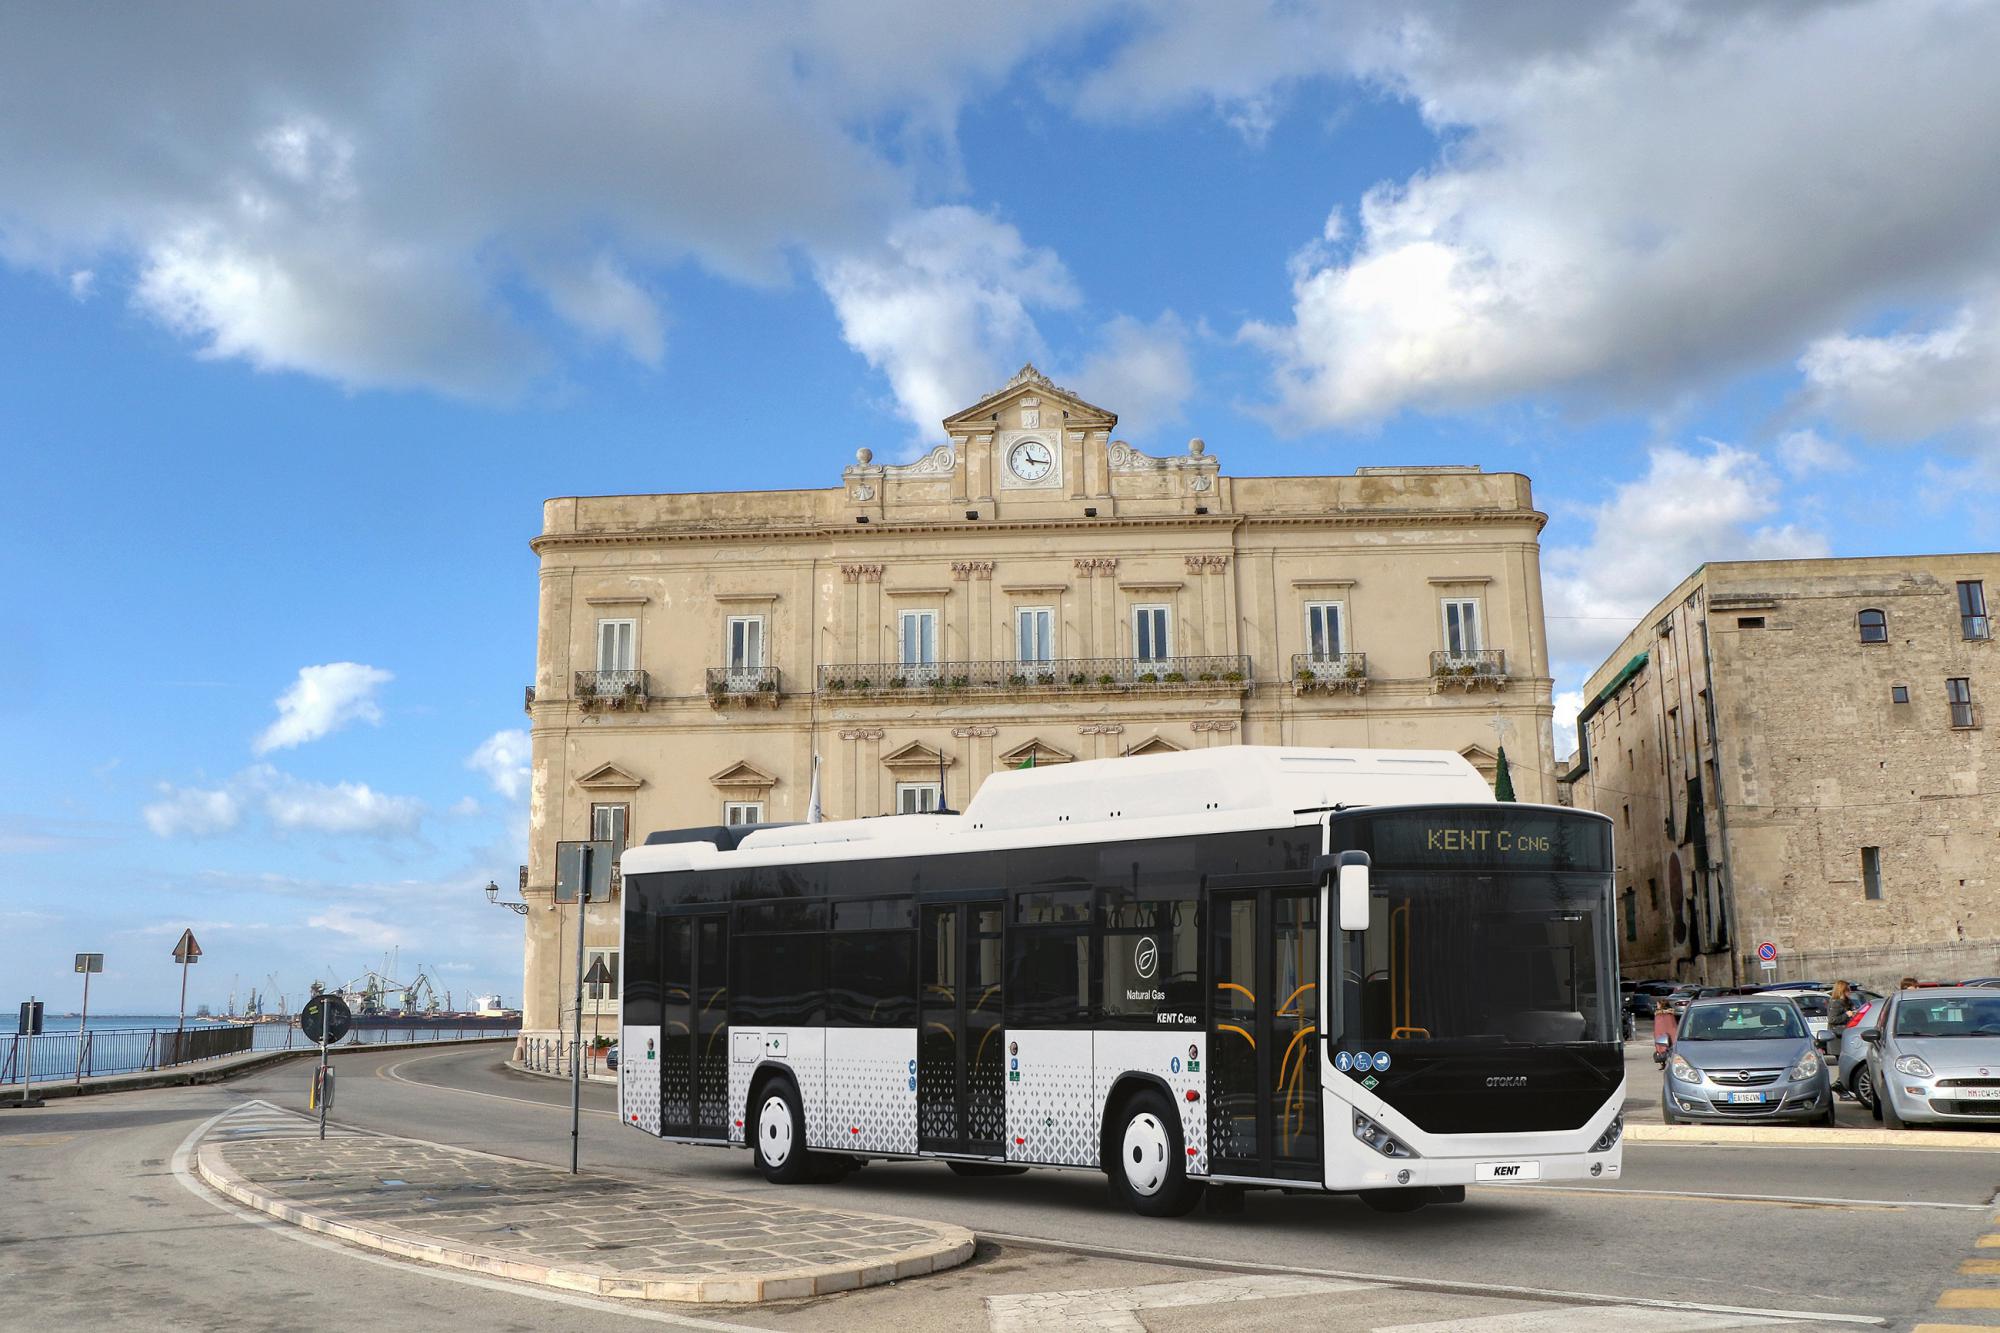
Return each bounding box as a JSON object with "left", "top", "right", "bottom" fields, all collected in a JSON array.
[
  {"left": 1134, "top": 935, "right": 1158, "bottom": 980},
  {"left": 1485, "top": 1075, "right": 1528, "bottom": 1088}
]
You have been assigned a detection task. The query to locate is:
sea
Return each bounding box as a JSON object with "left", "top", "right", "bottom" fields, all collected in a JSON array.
[
  {"left": 5, "top": 1013, "right": 518, "bottom": 1084},
  {"left": 32, "top": 1014, "right": 518, "bottom": 1050}
]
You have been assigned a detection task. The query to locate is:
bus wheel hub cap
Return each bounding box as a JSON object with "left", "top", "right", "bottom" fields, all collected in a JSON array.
[
  {"left": 760, "top": 1096, "right": 792, "bottom": 1166},
  {"left": 1123, "top": 1113, "right": 1170, "bottom": 1195}
]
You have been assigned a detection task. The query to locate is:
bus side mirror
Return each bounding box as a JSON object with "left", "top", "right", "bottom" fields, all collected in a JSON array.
[{"left": 1338, "top": 863, "right": 1370, "bottom": 932}]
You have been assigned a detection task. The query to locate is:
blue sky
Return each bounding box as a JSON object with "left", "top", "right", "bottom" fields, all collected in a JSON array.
[{"left": 3, "top": 2, "right": 1996, "bottom": 1011}]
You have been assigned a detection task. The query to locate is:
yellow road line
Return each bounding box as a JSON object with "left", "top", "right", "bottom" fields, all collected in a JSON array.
[
  {"left": 1980, "top": 1234, "right": 2000, "bottom": 1248},
  {"left": 1913, "top": 1324, "right": 2000, "bottom": 1332},
  {"left": 1936, "top": 1289, "right": 2000, "bottom": 1309},
  {"left": 1960, "top": 1259, "right": 2000, "bottom": 1276}
]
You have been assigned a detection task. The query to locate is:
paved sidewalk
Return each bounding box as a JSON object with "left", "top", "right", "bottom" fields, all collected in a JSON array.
[{"left": 193, "top": 1101, "right": 975, "bottom": 1303}]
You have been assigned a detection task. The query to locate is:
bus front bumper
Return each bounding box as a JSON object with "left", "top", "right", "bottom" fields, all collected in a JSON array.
[{"left": 1325, "top": 1085, "right": 1626, "bottom": 1192}]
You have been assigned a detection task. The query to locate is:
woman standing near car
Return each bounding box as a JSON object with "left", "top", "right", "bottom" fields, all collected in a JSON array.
[{"left": 1827, "top": 980, "right": 1854, "bottom": 1032}]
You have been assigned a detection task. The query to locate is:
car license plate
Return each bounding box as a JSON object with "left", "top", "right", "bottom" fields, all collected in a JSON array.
[
  {"left": 1726, "top": 1092, "right": 1767, "bottom": 1104},
  {"left": 1475, "top": 1160, "right": 1540, "bottom": 1182},
  {"left": 1956, "top": 1087, "right": 2000, "bottom": 1100}
]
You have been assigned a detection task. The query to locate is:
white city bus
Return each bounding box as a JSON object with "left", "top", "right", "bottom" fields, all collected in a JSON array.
[{"left": 617, "top": 747, "right": 1623, "bottom": 1215}]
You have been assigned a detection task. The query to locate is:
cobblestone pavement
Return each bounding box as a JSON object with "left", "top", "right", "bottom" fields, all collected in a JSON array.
[{"left": 193, "top": 1100, "right": 973, "bottom": 1301}]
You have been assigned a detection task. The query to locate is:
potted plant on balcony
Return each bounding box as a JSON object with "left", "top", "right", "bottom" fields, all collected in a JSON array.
[
  {"left": 854, "top": 677, "right": 872, "bottom": 692},
  {"left": 1345, "top": 661, "right": 1365, "bottom": 680},
  {"left": 1137, "top": 671, "right": 1158, "bottom": 684},
  {"left": 1296, "top": 665, "right": 1318, "bottom": 692},
  {"left": 826, "top": 676, "right": 848, "bottom": 692},
  {"left": 1036, "top": 671, "right": 1056, "bottom": 687},
  {"left": 1009, "top": 672, "right": 1028, "bottom": 687},
  {"left": 1097, "top": 673, "right": 1117, "bottom": 687},
  {"left": 889, "top": 675, "right": 907, "bottom": 689},
  {"left": 1197, "top": 671, "right": 1218, "bottom": 683},
  {"left": 1222, "top": 669, "right": 1244, "bottom": 683},
  {"left": 1069, "top": 672, "right": 1089, "bottom": 688},
  {"left": 1164, "top": 670, "right": 1186, "bottom": 683}
]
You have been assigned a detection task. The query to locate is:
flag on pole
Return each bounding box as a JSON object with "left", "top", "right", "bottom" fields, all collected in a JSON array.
[
  {"left": 935, "top": 751, "right": 953, "bottom": 815},
  {"left": 1015, "top": 750, "right": 1036, "bottom": 770},
  {"left": 807, "top": 752, "right": 825, "bottom": 823}
]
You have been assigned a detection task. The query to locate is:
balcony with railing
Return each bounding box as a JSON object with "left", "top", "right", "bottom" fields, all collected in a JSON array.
[
  {"left": 818, "top": 654, "right": 1252, "bottom": 700},
  {"left": 1291, "top": 652, "right": 1368, "bottom": 695},
  {"left": 706, "top": 665, "right": 783, "bottom": 707},
  {"left": 573, "top": 669, "right": 651, "bottom": 711},
  {"left": 1429, "top": 649, "right": 1508, "bottom": 691}
]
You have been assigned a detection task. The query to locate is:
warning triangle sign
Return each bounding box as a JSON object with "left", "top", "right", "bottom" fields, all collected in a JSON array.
[{"left": 172, "top": 928, "right": 202, "bottom": 963}]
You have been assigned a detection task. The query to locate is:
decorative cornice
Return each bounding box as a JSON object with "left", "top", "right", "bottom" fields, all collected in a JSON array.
[
  {"left": 838, "top": 727, "right": 884, "bottom": 741},
  {"left": 951, "top": 725, "right": 999, "bottom": 738},
  {"left": 1002, "top": 582, "right": 1069, "bottom": 594},
  {"left": 1427, "top": 574, "right": 1495, "bottom": 586},
  {"left": 1191, "top": 719, "right": 1237, "bottom": 732},
  {"left": 1118, "top": 580, "right": 1184, "bottom": 592},
  {"left": 884, "top": 585, "right": 953, "bottom": 598},
  {"left": 951, "top": 560, "right": 995, "bottom": 581},
  {"left": 1074, "top": 557, "right": 1119, "bottom": 577},
  {"left": 583, "top": 594, "right": 651, "bottom": 606},
  {"left": 841, "top": 563, "right": 884, "bottom": 583},
  {"left": 712, "top": 591, "right": 780, "bottom": 604},
  {"left": 1078, "top": 723, "right": 1125, "bottom": 735},
  {"left": 1292, "top": 578, "right": 1357, "bottom": 590},
  {"left": 1185, "top": 555, "right": 1230, "bottom": 574}
]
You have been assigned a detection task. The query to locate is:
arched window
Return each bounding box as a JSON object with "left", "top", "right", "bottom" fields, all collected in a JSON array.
[{"left": 1858, "top": 608, "right": 1888, "bottom": 643}]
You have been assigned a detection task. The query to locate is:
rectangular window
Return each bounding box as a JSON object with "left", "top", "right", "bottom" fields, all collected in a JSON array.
[
  {"left": 585, "top": 948, "right": 620, "bottom": 1009},
  {"left": 1960, "top": 581, "right": 1991, "bottom": 640},
  {"left": 732, "top": 927, "right": 825, "bottom": 1027},
  {"left": 1861, "top": 846, "right": 1883, "bottom": 901},
  {"left": 1442, "top": 599, "right": 1482, "bottom": 656},
  {"left": 1891, "top": 684, "right": 1910, "bottom": 704},
  {"left": 595, "top": 618, "right": 635, "bottom": 672},
  {"left": 828, "top": 897, "right": 915, "bottom": 1026},
  {"left": 1305, "top": 601, "right": 1345, "bottom": 659},
  {"left": 896, "top": 781, "right": 941, "bottom": 814},
  {"left": 590, "top": 802, "right": 628, "bottom": 853},
  {"left": 898, "top": 610, "right": 938, "bottom": 666},
  {"left": 1623, "top": 888, "right": 1638, "bottom": 943},
  {"left": 722, "top": 801, "right": 764, "bottom": 826},
  {"left": 1098, "top": 892, "right": 1200, "bottom": 1024},
  {"left": 1016, "top": 607, "right": 1055, "bottom": 662},
  {"left": 1736, "top": 616, "right": 1765, "bottom": 629},
  {"left": 1133, "top": 604, "right": 1171, "bottom": 662},
  {"left": 726, "top": 616, "right": 764, "bottom": 673},
  {"left": 1647, "top": 878, "right": 1659, "bottom": 910},
  {"left": 1948, "top": 677, "right": 1977, "bottom": 728},
  {"left": 1007, "top": 890, "right": 1092, "bottom": 1026}
]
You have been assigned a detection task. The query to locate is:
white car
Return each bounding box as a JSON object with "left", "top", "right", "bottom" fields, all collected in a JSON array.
[{"left": 1760, "top": 989, "right": 1830, "bottom": 1040}]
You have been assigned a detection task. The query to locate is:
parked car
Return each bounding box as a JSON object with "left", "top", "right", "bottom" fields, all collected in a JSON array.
[
  {"left": 1862, "top": 986, "right": 2000, "bottom": 1129},
  {"left": 1663, "top": 996, "right": 1835, "bottom": 1126},
  {"left": 1760, "top": 988, "right": 1831, "bottom": 1040},
  {"left": 605, "top": 1043, "right": 620, "bottom": 1071},
  {"left": 1836, "top": 992, "right": 1886, "bottom": 1102},
  {"left": 1664, "top": 985, "right": 1702, "bottom": 1015}
]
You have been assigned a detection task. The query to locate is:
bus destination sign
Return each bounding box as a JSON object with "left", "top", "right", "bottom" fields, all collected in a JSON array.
[{"left": 1341, "top": 809, "right": 1610, "bottom": 873}]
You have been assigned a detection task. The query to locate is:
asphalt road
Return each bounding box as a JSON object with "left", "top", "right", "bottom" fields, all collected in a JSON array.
[{"left": 2, "top": 1043, "right": 1995, "bottom": 1332}]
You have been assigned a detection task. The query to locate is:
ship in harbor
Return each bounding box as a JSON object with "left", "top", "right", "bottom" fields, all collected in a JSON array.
[{"left": 226, "top": 960, "right": 521, "bottom": 1030}]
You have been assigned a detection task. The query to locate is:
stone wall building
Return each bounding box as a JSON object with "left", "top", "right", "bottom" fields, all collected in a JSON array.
[
  {"left": 517, "top": 366, "right": 1558, "bottom": 1043},
  {"left": 1560, "top": 555, "right": 2000, "bottom": 988}
]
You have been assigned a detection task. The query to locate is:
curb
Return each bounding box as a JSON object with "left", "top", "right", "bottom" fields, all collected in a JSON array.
[
  {"left": 1627, "top": 1122, "right": 2000, "bottom": 1150},
  {"left": 192, "top": 1133, "right": 975, "bottom": 1303},
  {"left": 504, "top": 1058, "right": 617, "bottom": 1086}
]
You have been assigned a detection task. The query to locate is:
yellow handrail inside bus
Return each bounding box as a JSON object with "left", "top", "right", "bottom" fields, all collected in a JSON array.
[
  {"left": 1388, "top": 901, "right": 1411, "bottom": 1035},
  {"left": 925, "top": 1021, "right": 957, "bottom": 1041},
  {"left": 972, "top": 985, "right": 1000, "bottom": 1013},
  {"left": 974, "top": 1024, "right": 1001, "bottom": 1068},
  {"left": 1277, "top": 982, "right": 1316, "bottom": 1017},
  {"left": 1276, "top": 1024, "right": 1317, "bottom": 1150},
  {"left": 1216, "top": 982, "right": 1256, "bottom": 1006},
  {"left": 1390, "top": 1026, "right": 1430, "bottom": 1039},
  {"left": 1216, "top": 1022, "right": 1255, "bottom": 1050}
]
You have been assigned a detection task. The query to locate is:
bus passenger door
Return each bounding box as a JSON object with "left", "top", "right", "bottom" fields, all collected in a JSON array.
[
  {"left": 660, "top": 911, "right": 729, "bottom": 1140},
  {"left": 919, "top": 901, "right": 1005, "bottom": 1156},
  {"left": 1207, "top": 888, "right": 1322, "bottom": 1181}
]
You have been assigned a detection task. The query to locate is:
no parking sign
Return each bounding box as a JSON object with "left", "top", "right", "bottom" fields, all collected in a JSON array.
[{"left": 1756, "top": 940, "right": 1778, "bottom": 973}]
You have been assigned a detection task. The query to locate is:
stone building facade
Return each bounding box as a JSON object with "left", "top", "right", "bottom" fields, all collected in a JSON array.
[
  {"left": 517, "top": 367, "right": 1558, "bottom": 1041},
  {"left": 1560, "top": 555, "right": 2000, "bottom": 988}
]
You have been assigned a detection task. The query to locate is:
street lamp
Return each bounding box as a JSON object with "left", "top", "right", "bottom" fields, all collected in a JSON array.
[{"left": 484, "top": 879, "right": 529, "bottom": 916}]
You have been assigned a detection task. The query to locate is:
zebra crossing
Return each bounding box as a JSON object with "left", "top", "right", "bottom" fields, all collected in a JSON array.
[{"left": 208, "top": 1099, "right": 363, "bottom": 1142}]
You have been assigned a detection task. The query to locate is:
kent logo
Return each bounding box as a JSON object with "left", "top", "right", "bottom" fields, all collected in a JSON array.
[{"left": 1490, "top": 1164, "right": 1522, "bottom": 1177}]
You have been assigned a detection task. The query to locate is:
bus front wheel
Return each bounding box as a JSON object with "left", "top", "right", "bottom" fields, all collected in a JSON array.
[
  {"left": 753, "top": 1080, "right": 814, "bottom": 1185},
  {"left": 1107, "top": 1090, "right": 1203, "bottom": 1218}
]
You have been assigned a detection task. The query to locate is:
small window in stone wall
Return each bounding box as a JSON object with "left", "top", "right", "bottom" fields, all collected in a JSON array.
[
  {"left": 1891, "top": 684, "right": 1910, "bottom": 704},
  {"left": 1861, "top": 846, "right": 1883, "bottom": 901},
  {"left": 1858, "top": 608, "right": 1888, "bottom": 643},
  {"left": 1737, "top": 616, "right": 1765, "bottom": 628}
]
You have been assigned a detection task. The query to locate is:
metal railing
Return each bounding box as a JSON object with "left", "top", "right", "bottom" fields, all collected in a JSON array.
[
  {"left": 1429, "top": 649, "right": 1508, "bottom": 688},
  {"left": 1291, "top": 652, "right": 1368, "bottom": 694},
  {"left": 518, "top": 1034, "right": 614, "bottom": 1078},
  {"left": 705, "top": 665, "right": 782, "bottom": 705},
  {"left": 573, "top": 669, "right": 650, "bottom": 711},
  {"left": 817, "top": 654, "right": 1253, "bottom": 698},
  {"left": 0, "top": 1024, "right": 518, "bottom": 1086}
]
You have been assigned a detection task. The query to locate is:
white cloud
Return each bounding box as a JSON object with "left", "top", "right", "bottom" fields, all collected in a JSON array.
[
  {"left": 819, "top": 206, "right": 1077, "bottom": 436},
  {"left": 1799, "top": 293, "right": 2000, "bottom": 448},
  {"left": 305, "top": 908, "right": 408, "bottom": 951},
  {"left": 1551, "top": 689, "right": 1586, "bottom": 766},
  {"left": 467, "top": 729, "right": 531, "bottom": 802},
  {"left": 448, "top": 795, "right": 481, "bottom": 817},
  {"left": 1060, "top": 313, "right": 1195, "bottom": 440},
  {"left": 1544, "top": 442, "right": 1828, "bottom": 672},
  {"left": 66, "top": 268, "right": 93, "bottom": 300},
  {"left": 253, "top": 662, "right": 392, "bottom": 755},
  {"left": 1204, "top": 1, "right": 2000, "bottom": 429},
  {"left": 142, "top": 783, "right": 242, "bottom": 838},
  {"left": 1775, "top": 428, "right": 1853, "bottom": 479},
  {"left": 534, "top": 254, "right": 665, "bottom": 366},
  {"left": 262, "top": 774, "right": 423, "bottom": 837}
]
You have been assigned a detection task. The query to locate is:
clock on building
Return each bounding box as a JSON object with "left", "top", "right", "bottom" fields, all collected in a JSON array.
[{"left": 1007, "top": 439, "right": 1053, "bottom": 482}]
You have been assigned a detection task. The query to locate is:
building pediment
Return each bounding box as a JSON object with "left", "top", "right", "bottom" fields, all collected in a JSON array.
[
  {"left": 999, "top": 737, "right": 1075, "bottom": 768},
  {"left": 942, "top": 363, "right": 1116, "bottom": 433},
  {"left": 575, "top": 762, "right": 643, "bottom": 791},
  {"left": 708, "top": 760, "right": 778, "bottom": 791},
  {"left": 1122, "top": 735, "right": 1183, "bottom": 757},
  {"left": 881, "top": 740, "right": 954, "bottom": 771}
]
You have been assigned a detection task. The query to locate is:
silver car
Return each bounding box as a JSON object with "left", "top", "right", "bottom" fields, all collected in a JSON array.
[
  {"left": 1863, "top": 987, "right": 2000, "bottom": 1128},
  {"left": 1663, "top": 997, "right": 1834, "bottom": 1125}
]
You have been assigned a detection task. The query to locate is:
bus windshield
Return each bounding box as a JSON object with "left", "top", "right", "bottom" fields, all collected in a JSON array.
[{"left": 1344, "top": 869, "right": 1619, "bottom": 1047}]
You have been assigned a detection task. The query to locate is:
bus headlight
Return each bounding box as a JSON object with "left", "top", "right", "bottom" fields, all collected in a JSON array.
[
  {"left": 1590, "top": 1113, "right": 1622, "bottom": 1153},
  {"left": 1353, "top": 1110, "right": 1418, "bottom": 1158}
]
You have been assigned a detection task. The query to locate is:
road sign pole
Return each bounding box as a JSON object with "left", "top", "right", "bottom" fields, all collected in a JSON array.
[
  {"left": 74, "top": 971, "right": 90, "bottom": 1085},
  {"left": 318, "top": 1035, "right": 329, "bottom": 1141},
  {"left": 570, "top": 845, "right": 590, "bottom": 1175},
  {"left": 21, "top": 997, "right": 34, "bottom": 1107},
  {"left": 176, "top": 954, "right": 189, "bottom": 1045}
]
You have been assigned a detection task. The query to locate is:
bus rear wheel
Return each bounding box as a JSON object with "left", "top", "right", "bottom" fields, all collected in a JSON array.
[
  {"left": 753, "top": 1081, "right": 814, "bottom": 1185},
  {"left": 1107, "top": 1090, "right": 1203, "bottom": 1217}
]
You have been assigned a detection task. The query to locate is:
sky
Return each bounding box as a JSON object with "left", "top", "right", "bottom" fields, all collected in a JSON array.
[{"left": 3, "top": 1, "right": 1997, "bottom": 1012}]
